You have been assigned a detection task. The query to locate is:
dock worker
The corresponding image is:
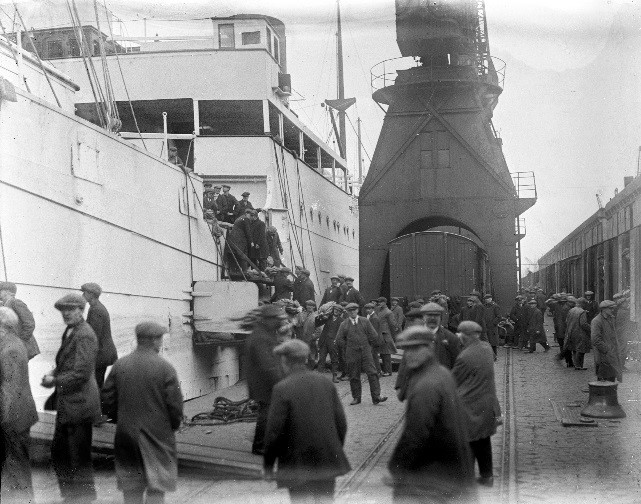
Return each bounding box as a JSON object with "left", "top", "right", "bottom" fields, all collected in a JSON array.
[
  {"left": 452, "top": 321, "right": 501, "bottom": 488},
  {"left": 293, "top": 268, "right": 316, "bottom": 306},
  {"left": 584, "top": 291, "right": 599, "bottom": 324},
  {"left": 266, "top": 226, "right": 284, "bottom": 267},
  {"left": 225, "top": 209, "right": 254, "bottom": 274},
  {"left": 80, "top": 283, "right": 117, "bottom": 391},
  {"left": 315, "top": 303, "right": 343, "bottom": 382},
  {"left": 203, "top": 183, "right": 220, "bottom": 219},
  {"left": 364, "top": 302, "right": 383, "bottom": 375},
  {"left": 235, "top": 191, "right": 254, "bottom": 219},
  {"left": 336, "top": 303, "right": 386, "bottom": 405},
  {"left": 101, "top": 321, "right": 184, "bottom": 504},
  {"left": 245, "top": 305, "right": 287, "bottom": 455},
  {"left": 591, "top": 300, "right": 621, "bottom": 382},
  {"left": 321, "top": 275, "right": 343, "bottom": 305},
  {"left": 263, "top": 339, "right": 350, "bottom": 504},
  {"left": 248, "top": 209, "right": 269, "bottom": 270},
  {"left": 375, "top": 297, "right": 398, "bottom": 376},
  {"left": 388, "top": 326, "right": 477, "bottom": 504},
  {"left": 216, "top": 184, "right": 239, "bottom": 224},
  {"left": 42, "top": 293, "right": 101, "bottom": 503},
  {"left": 271, "top": 267, "right": 294, "bottom": 302},
  {"left": 0, "top": 307, "right": 38, "bottom": 504},
  {"left": 460, "top": 295, "right": 487, "bottom": 342},
  {"left": 525, "top": 299, "right": 551, "bottom": 354},
  {"left": 390, "top": 297, "right": 405, "bottom": 331},
  {"left": 563, "top": 297, "right": 591, "bottom": 370},
  {"left": 342, "top": 277, "right": 365, "bottom": 312},
  {"left": 0, "top": 282, "right": 39, "bottom": 360},
  {"left": 483, "top": 294, "right": 501, "bottom": 359}
]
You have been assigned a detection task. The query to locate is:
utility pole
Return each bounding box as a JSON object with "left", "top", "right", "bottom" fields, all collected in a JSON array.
[{"left": 357, "top": 117, "right": 363, "bottom": 182}]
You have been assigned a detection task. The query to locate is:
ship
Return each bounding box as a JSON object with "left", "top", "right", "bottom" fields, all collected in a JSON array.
[{"left": 0, "top": 5, "right": 359, "bottom": 404}]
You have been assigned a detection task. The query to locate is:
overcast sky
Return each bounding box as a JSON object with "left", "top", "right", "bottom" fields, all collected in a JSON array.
[{"left": 9, "top": 0, "right": 641, "bottom": 270}]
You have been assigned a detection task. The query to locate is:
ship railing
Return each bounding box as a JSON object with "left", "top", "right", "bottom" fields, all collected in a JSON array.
[
  {"left": 511, "top": 171, "right": 537, "bottom": 200},
  {"left": 486, "top": 56, "right": 506, "bottom": 90},
  {"left": 370, "top": 56, "right": 421, "bottom": 92},
  {"left": 515, "top": 217, "right": 526, "bottom": 237}
]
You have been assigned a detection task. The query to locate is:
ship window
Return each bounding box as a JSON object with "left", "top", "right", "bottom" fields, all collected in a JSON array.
[
  {"left": 273, "top": 36, "right": 280, "bottom": 62},
  {"left": 242, "top": 31, "right": 260, "bottom": 45},
  {"left": 69, "top": 38, "right": 80, "bottom": 57},
  {"left": 266, "top": 27, "right": 272, "bottom": 53},
  {"left": 199, "top": 100, "right": 264, "bottom": 135},
  {"left": 283, "top": 116, "right": 299, "bottom": 153},
  {"left": 47, "top": 40, "right": 63, "bottom": 58},
  {"left": 218, "top": 24, "right": 235, "bottom": 49}
]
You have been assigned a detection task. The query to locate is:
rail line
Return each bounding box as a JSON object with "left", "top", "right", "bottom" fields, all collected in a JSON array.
[{"left": 500, "top": 348, "right": 518, "bottom": 504}]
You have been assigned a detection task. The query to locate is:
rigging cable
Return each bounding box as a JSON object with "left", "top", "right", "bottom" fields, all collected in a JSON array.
[
  {"left": 280, "top": 147, "right": 306, "bottom": 264},
  {"left": 294, "top": 158, "right": 322, "bottom": 291},
  {"left": 345, "top": 112, "right": 372, "bottom": 163},
  {"left": 92, "top": 0, "right": 120, "bottom": 131},
  {"left": 0, "top": 14, "right": 31, "bottom": 93}
]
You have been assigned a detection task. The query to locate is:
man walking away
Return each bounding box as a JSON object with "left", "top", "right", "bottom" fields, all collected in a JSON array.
[
  {"left": 0, "top": 307, "right": 38, "bottom": 504},
  {"left": 81, "top": 283, "right": 118, "bottom": 390},
  {"left": 526, "top": 299, "right": 551, "bottom": 353},
  {"left": 101, "top": 322, "right": 184, "bottom": 504},
  {"left": 591, "top": 300, "right": 621, "bottom": 382},
  {"left": 315, "top": 304, "right": 343, "bottom": 382},
  {"left": 452, "top": 321, "right": 501, "bottom": 488},
  {"left": 388, "top": 326, "right": 477, "bottom": 504},
  {"left": 483, "top": 294, "right": 501, "bottom": 359},
  {"left": 564, "top": 297, "right": 591, "bottom": 370},
  {"left": 0, "top": 282, "right": 39, "bottom": 359},
  {"left": 264, "top": 339, "right": 350, "bottom": 504},
  {"left": 42, "top": 294, "right": 101, "bottom": 503}
]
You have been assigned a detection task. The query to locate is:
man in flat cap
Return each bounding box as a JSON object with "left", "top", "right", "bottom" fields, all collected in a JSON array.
[
  {"left": 375, "top": 297, "right": 398, "bottom": 376},
  {"left": 81, "top": 283, "right": 118, "bottom": 392},
  {"left": 336, "top": 303, "right": 386, "bottom": 405},
  {"left": 0, "top": 282, "right": 39, "bottom": 359},
  {"left": 245, "top": 305, "right": 288, "bottom": 454},
  {"left": 525, "top": 299, "right": 551, "bottom": 354},
  {"left": 217, "top": 184, "right": 239, "bottom": 224},
  {"left": 101, "top": 322, "right": 183, "bottom": 504},
  {"left": 293, "top": 267, "right": 316, "bottom": 306},
  {"left": 263, "top": 339, "right": 350, "bottom": 503},
  {"left": 482, "top": 294, "right": 501, "bottom": 360},
  {"left": 0, "top": 307, "right": 38, "bottom": 503},
  {"left": 235, "top": 191, "right": 254, "bottom": 219},
  {"left": 271, "top": 267, "right": 294, "bottom": 302},
  {"left": 266, "top": 225, "right": 284, "bottom": 267},
  {"left": 43, "top": 294, "right": 101, "bottom": 502},
  {"left": 584, "top": 290, "right": 599, "bottom": 324},
  {"left": 591, "top": 300, "right": 622, "bottom": 382},
  {"left": 203, "top": 183, "right": 220, "bottom": 220},
  {"left": 342, "top": 277, "right": 365, "bottom": 312},
  {"left": 315, "top": 304, "right": 344, "bottom": 382},
  {"left": 508, "top": 295, "right": 527, "bottom": 349},
  {"left": 225, "top": 208, "right": 254, "bottom": 275},
  {"left": 460, "top": 295, "right": 487, "bottom": 343},
  {"left": 390, "top": 297, "right": 405, "bottom": 331},
  {"left": 388, "top": 326, "right": 477, "bottom": 504},
  {"left": 321, "top": 276, "right": 343, "bottom": 305}
]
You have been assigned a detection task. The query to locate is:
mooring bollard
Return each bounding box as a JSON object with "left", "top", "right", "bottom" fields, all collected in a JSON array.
[{"left": 580, "top": 381, "right": 626, "bottom": 419}]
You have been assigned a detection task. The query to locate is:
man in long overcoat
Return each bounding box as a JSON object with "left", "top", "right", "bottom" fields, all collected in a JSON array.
[
  {"left": 42, "top": 294, "right": 101, "bottom": 503},
  {"left": 563, "top": 297, "right": 591, "bottom": 370},
  {"left": 81, "top": 282, "right": 118, "bottom": 389},
  {"left": 336, "top": 303, "right": 386, "bottom": 405},
  {"left": 248, "top": 210, "right": 269, "bottom": 270},
  {"left": 509, "top": 295, "right": 527, "bottom": 349},
  {"left": 315, "top": 304, "right": 343, "bottom": 382},
  {"left": 293, "top": 268, "right": 316, "bottom": 305},
  {"left": 266, "top": 226, "right": 284, "bottom": 267},
  {"left": 526, "top": 299, "right": 551, "bottom": 353},
  {"left": 0, "top": 282, "right": 39, "bottom": 359},
  {"left": 452, "top": 321, "right": 501, "bottom": 487},
  {"left": 365, "top": 302, "right": 383, "bottom": 375},
  {"left": 101, "top": 322, "right": 184, "bottom": 504},
  {"left": 216, "top": 184, "right": 238, "bottom": 223},
  {"left": 591, "top": 300, "right": 621, "bottom": 381},
  {"left": 264, "top": 339, "right": 350, "bottom": 503},
  {"left": 388, "top": 326, "right": 477, "bottom": 504},
  {"left": 0, "top": 307, "right": 38, "bottom": 503},
  {"left": 376, "top": 297, "right": 398, "bottom": 376},
  {"left": 245, "top": 305, "right": 287, "bottom": 454},
  {"left": 226, "top": 209, "right": 253, "bottom": 273},
  {"left": 321, "top": 276, "right": 343, "bottom": 305},
  {"left": 342, "top": 277, "right": 365, "bottom": 311},
  {"left": 460, "top": 295, "right": 487, "bottom": 342},
  {"left": 482, "top": 294, "right": 501, "bottom": 359},
  {"left": 390, "top": 297, "right": 405, "bottom": 331}
]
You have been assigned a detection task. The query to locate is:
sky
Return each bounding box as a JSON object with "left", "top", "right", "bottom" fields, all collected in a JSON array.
[{"left": 6, "top": 0, "right": 641, "bottom": 271}]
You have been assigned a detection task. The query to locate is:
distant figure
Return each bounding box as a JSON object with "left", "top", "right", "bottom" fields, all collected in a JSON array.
[
  {"left": 293, "top": 268, "right": 316, "bottom": 305},
  {"left": 591, "top": 300, "right": 621, "bottom": 382},
  {"left": 460, "top": 295, "right": 487, "bottom": 342},
  {"left": 341, "top": 277, "right": 365, "bottom": 311},
  {"left": 321, "top": 275, "right": 343, "bottom": 305},
  {"left": 217, "top": 184, "right": 239, "bottom": 224},
  {"left": 525, "top": 299, "right": 550, "bottom": 353},
  {"left": 266, "top": 226, "right": 284, "bottom": 267},
  {"left": 364, "top": 302, "right": 382, "bottom": 375},
  {"left": 336, "top": 303, "right": 386, "bottom": 405},
  {"left": 388, "top": 326, "right": 477, "bottom": 504},
  {"left": 583, "top": 290, "right": 599, "bottom": 324},
  {"left": 0, "top": 307, "right": 38, "bottom": 504},
  {"left": 42, "top": 294, "right": 101, "bottom": 503},
  {"left": 167, "top": 145, "right": 184, "bottom": 168},
  {"left": 615, "top": 295, "right": 636, "bottom": 371},
  {"left": 390, "top": 297, "right": 405, "bottom": 332},
  {"left": 248, "top": 210, "right": 269, "bottom": 270},
  {"left": 225, "top": 209, "right": 254, "bottom": 273},
  {"left": 296, "top": 300, "right": 321, "bottom": 367},
  {"left": 81, "top": 283, "right": 118, "bottom": 390},
  {"left": 315, "top": 304, "right": 344, "bottom": 382},
  {"left": 245, "top": 305, "right": 287, "bottom": 455},
  {"left": 375, "top": 297, "right": 398, "bottom": 376},
  {"left": 508, "top": 295, "right": 527, "bottom": 349},
  {"left": 482, "top": 294, "right": 501, "bottom": 359},
  {"left": 563, "top": 297, "right": 591, "bottom": 370},
  {"left": 263, "top": 339, "right": 350, "bottom": 504},
  {"left": 452, "top": 321, "right": 501, "bottom": 488},
  {"left": 0, "top": 282, "right": 39, "bottom": 359},
  {"left": 101, "top": 322, "right": 184, "bottom": 504},
  {"left": 235, "top": 191, "right": 254, "bottom": 219},
  {"left": 203, "top": 183, "right": 220, "bottom": 220}
]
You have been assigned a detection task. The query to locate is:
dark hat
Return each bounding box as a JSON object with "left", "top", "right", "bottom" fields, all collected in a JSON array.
[
  {"left": 273, "top": 339, "right": 309, "bottom": 359},
  {"left": 344, "top": 276, "right": 354, "bottom": 281},
  {"left": 0, "top": 281, "right": 17, "bottom": 293},
  {"left": 364, "top": 302, "right": 376, "bottom": 309},
  {"left": 285, "top": 306, "right": 299, "bottom": 314},
  {"left": 300, "top": 268, "right": 310, "bottom": 276},
  {"left": 396, "top": 326, "right": 436, "bottom": 348},
  {"left": 584, "top": 290, "right": 594, "bottom": 296},
  {"left": 457, "top": 320, "right": 483, "bottom": 334},
  {"left": 405, "top": 308, "right": 424, "bottom": 319},
  {"left": 135, "top": 321, "right": 167, "bottom": 339},
  {"left": 430, "top": 289, "right": 441, "bottom": 295},
  {"left": 213, "top": 185, "right": 222, "bottom": 190},
  {"left": 408, "top": 301, "right": 423, "bottom": 309},
  {"left": 80, "top": 282, "right": 102, "bottom": 297},
  {"left": 280, "top": 267, "right": 292, "bottom": 274},
  {"left": 339, "top": 301, "right": 349, "bottom": 307},
  {"left": 376, "top": 296, "right": 387, "bottom": 304},
  {"left": 204, "top": 182, "right": 213, "bottom": 188},
  {"left": 337, "top": 274, "right": 346, "bottom": 279},
  {"left": 420, "top": 302, "right": 444, "bottom": 314},
  {"left": 305, "top": 300, "right": 317, "bottom": 307},
  {"left": 262, "top": 304, "right": 287, "bottom": 318},
  {"left": 345, "top": 303, "right": 360, "bottom": 311},
  {"left": 391, "top": 297, "right": 400, "bottom": 302},
  {"left": 54, "top": 293, "right": 86, "bottom": 310},
  {"left": 330, "top": 275, "right": 340, "bottom": 280},
  {"left": 222, "top": 184, "right": 231, "bottom": 189},
  {"left": 242, "top": 191, "right": 250, "bottom": 197},
  {"left": 566, "top": 296, "right": 578, "bottom": 304},
  {"left": 244, "top": 208, "right": 254, "bottom": 215},
  {"left": 483, "top": 294, "right": 492, "bottom": 299},
  {"left": 599, "top": 300, "right": 616, "bottom": 309},
  {"left": 527, "top": 299, "right": 537, "bottom": 305}
]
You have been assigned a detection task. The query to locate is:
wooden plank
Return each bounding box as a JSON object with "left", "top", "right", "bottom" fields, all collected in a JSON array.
[{"left": 549, "top": 400, "right": 598, "bottom": 427}]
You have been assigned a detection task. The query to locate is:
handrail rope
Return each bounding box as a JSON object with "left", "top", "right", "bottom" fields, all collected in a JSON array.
[
  {"left": 295, "top": 158, "right": 322, "bottom": 291},
  {"left": 280, "top": 147, "right": 306, "bottom": 263},
  {"left": 0, "top": 16, "right": 31, "bottom": 93},
  {"left": 183, "top": 139, "right": 194, "bottom": 284},
  {"left": 273, "top": 144, "right": 298, "bottom": 269}
]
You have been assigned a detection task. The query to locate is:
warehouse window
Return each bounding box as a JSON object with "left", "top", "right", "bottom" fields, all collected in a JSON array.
[{"left": 242, "top": 31, "right": 260, "bottom": 45}]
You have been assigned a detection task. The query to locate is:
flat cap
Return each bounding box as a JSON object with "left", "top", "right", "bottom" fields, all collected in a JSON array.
[
  {"left": 204, "top": 182, "right": 213, "bottom": 188},
  {"left": 262, "top": 304, "right": 287, "bottom": 318},
  {"left": 280, "top": 267, "right": 292, "bottom": 274},
  {"left": 566, "top": 296, "right": 578, "bottom": 303},
  {"left": 337, "top": 274, "right": 346, "bottom": 279},
  {"left": 420, "top": 302, "right": 444, "bottom": 314},
  {"left": 364, "top": 302, "right": 376, "bottom": 309},
  {"left": 527, "top": 299, "right": 537, "bottom": 305},
  {"left": 213, "top": 185, "right": 222, "bottom": 190},
  {"left": 222, "top": 184, "right": 231, "bottom": 189},
  {"left": 242, "top": 191, "right": 250, "bottom": 196},
  {"left": 339, "top": 301, "right": 349, "bottom": 307},
  {"left": 135, "top": 321, "right": 167, "bottom": 339},
  {"left": 330, "top": 275, "right": 340, "bottom": 280},
  {"left": 483, "top": 294, "right": 493, "bottom": 299},
  {"left": 344, "top": 276, "right": 354, "bottom": 282},
  {"left": 274, "top": 339, "right": 310, "bottom": 359},
  {"left": 285, "top": 306, "right": 299, "bottom": 314},
  {"left": 345, "top": 303, "right": 360, "bottom": 311},
  {"left": 305, "top": 300, "right": 317, "bottom": 307},
  {"left": 396, "top": 326, "right": 436, "bottom": 348},
  {"left": 599, "top": 300, "right": 616, "bottom": 309},
  {"left": 584, "top": 291, "right": 594, "bottom": 296},
  {"left": 405, "top": 308, "right": 424, "bottom": 319},
  {"left": 80, "top": 282, "right": 102, "bottom": 296},
  {"left": 376, "top": 296, "right": 387, "bottom": 304},
  {"left": 54, "top": 293, "right": 86, "bottom": 310},
  {"left": 457, "top": 320, "right": 483, "bottom": 334},
  {"left": 299, "top": 268, "right": 310, "bottom": 276},
  {"left": 391, "top": 297, "right": 400, "bottom": 302},
  {"left": 552, "top": 294, "right": 560, "bottom": 300},
  {"left": 0, "top": 281, "right": 17, "bottom": 293},
  {"left": 430, "top": 289, "right": 442, "bottom": 295}
]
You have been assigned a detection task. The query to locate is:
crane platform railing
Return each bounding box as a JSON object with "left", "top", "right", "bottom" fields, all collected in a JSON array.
[{"left": 511, "top": 171, "right": 537, "bottom": 200}]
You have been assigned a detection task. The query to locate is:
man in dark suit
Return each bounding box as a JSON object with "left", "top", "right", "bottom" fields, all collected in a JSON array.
[
  {"left": 245, "top": 305, "right": 287, "bottom": 455},
  {"left": 293, "top": 268, "right": 316, "bottom": 305},
  {"left": 81, "top": 283, "right": 118, "bottom": 390},
  {"left": 320, "top": 276, "right": 343, "bottom": 305},
  {"left": 41, "top": 293, "right": 101, "bottom": 503},
  {"left": 101, "top": 322, "right": 184, "bottom": 504},
  {"left": 202, "top": 183, "right": 220, "bottom": 219},
  {"left": 271, "top": 267, "right": 294, "bottom": 302},
  {"left": 216, "top": 184, "right": 239, "bottom": 223},
  {"left": 375, "top": 297, "right": 398, "bottom": 376},
  {"left": 364, "top": 302, "right": 383, "bottom": 375},
  {"left": 342, "top": 277, "right": 365, "bottom": 312},
  {"left": 0, "top": 307, "right": 38, "bottom": 503},
  {"left": 235, "top": 191, "right": 254, "bottom": 219},
  {"left": 264, "top": 339, "right": 350, "bottom": 503},
  {"left": 336, "top": 303, "right": 386, "bottom": 405},
  {"left": 0, "top": 282, "right": 39, "bottom": 360},
  {"left": 315, "top": 304, "right": 343, "bottom": 382}
]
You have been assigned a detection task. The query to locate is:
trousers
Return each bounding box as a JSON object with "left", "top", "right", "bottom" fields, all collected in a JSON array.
[
  {"left": 252, "top": 401, "right": 270, "bottom": 453},
  {"left": 51, "top": 420, "right": 96, "bottom": 502},
  {"left": 346, "top": 348, "right": 381, "bottom": 401},
  {"left": 1, "top": 428, "right": 34, "bottom": 503},
  {"left": 469, "top": 437, "right": 493, "bottom": 478}
]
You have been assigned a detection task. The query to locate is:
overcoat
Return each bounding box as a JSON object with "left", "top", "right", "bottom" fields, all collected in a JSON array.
[
  {"left": 452, "top": 340, "right": 500, "bottom": 441},
  {"left": 320, "top": 285, "right": 342, "bottom": 305},
  {"left": 591, "top": 313, "right": 621, "bottom": 381},
  {"left": 391, "top": 304, "right": 405, "bottom": 331},
  {"left": 460, "top": 304, "right": 487, "bottom": 340},
  {"left": 342, "top": 287, "right": 365, "bottom": 308},
  {"left": 375, "top": 306, "right": 398, "bottom": 354},
  {"left": 86, "top": 300, "right": 117, "bottom": 368},
  {"left": 564, "top": 306, "right": 591, "bottom": 353},
  {"left": 336, "top": 316, "right": 381, "bottom": 358},
  {"left": 52, "top": 321, "right": 101, "bottom": 424},
  {"left": 293, "top": 276, "right": 316, "bottom": 305},
  {"left": 264, "top": 368, "right": 350, "bottom": 487},
  {"left": 227, "top": 215, "right": 252, "bottom": 258},
  {"left": 101, "top": 348, "right": 184, "bottom": 492},
  {"left": 248, "top": 219, "right": 269, "bottom": 262},
  {"left": 266, "top": 228, "right": 283, "bottom": 266},
  {"left": 4, "top": 297, "right": 39, "bottom": 359},
  {"left": 271, "top": 273, "right": 293, "bottom": 302},
  {"left": 216, "top": 192, "right": 238, "bottom": 221},
  {"left": 245, "top": 322, "right": 283, "bottom": 403},
  {"left": 526, "top": 308, "right": 547, "bottom": 344},
  {"left": 483, "top": 302, "right": 501, "bottom": 346}
]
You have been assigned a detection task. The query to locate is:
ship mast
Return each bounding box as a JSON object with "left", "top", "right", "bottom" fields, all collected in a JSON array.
[{"left": 336, "top": 0, "right": 346, "bottom": 159}]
